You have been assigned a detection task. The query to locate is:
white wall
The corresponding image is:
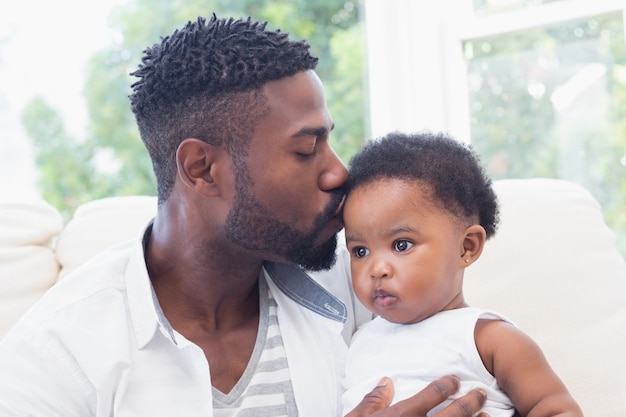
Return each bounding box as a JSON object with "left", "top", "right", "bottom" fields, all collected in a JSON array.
[{"left": 363, "top": 0, "right": 472, "bottom": 140}]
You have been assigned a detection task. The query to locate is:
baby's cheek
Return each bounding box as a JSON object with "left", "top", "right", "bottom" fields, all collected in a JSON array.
[{"left": 351, "top": 273, "right": 370, "bottom": 303}]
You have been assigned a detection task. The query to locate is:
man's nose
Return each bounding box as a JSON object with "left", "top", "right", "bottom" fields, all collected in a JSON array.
[{"left": 319, "top": 146, "right": 348, "bottom": 191}]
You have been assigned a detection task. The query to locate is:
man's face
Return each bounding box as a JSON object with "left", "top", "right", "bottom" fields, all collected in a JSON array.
[{"left": 224, "top": 70, "right": 348, "bottom": 271}]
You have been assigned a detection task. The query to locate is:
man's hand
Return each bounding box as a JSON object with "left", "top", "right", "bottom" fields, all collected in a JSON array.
[{"left": 346, "top": 375, "right": 488, "bottom": 417}]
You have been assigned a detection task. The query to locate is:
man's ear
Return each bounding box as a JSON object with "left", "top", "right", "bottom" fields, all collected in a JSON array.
[
  {"left": 176, "top": 138, "right": 223, "bottom": 196},
  {"left": 460, "top": 224, "right": 487, "bottom": 267}
]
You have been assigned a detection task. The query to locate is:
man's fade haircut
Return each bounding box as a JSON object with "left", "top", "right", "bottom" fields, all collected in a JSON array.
[
  {"left": 346, "top": 131, "right": 500, "bottom": 238},
  {"left": 129, "top": 15, "right": 319, "bottom": 202}
]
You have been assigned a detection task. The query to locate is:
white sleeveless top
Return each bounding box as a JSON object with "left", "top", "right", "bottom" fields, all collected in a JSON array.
[{"left": 342, "top": 307, "right": 515, "bottom": 416}]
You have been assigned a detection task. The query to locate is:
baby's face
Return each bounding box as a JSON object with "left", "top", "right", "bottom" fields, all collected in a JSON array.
[{"left": 343, "top": 178, "right": 468, "bottom": 324}]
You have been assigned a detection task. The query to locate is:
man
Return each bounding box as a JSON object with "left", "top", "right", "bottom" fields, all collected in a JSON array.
[{"left": 0, "top": 15, "right": 487, "bottom": 416}]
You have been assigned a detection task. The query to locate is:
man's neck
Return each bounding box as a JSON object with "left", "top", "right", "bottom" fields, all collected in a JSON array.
[{"left": 144, "top": 214, "right": 264, "bottom": 333}]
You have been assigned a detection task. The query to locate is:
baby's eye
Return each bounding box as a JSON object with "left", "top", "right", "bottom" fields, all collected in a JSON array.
[
  {"left": 393, "top": 239, "right": 413, "bottom": 252},
  {"left": 353, "top": 246, "right": 369, "bottom": 258}
]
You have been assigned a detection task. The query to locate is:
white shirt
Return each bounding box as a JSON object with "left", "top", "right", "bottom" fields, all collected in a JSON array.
[{"left": 0, "top": 227, "right": 370, "bottom": 417}]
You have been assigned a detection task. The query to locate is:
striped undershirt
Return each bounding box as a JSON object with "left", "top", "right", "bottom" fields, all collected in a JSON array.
[{"left": 212, "top": 276, "right": 298, "bottom": 416}]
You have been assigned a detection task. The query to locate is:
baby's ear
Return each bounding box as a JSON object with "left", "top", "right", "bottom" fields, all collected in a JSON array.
[{"left": 460, "top": 224, "right": 487, "bottom": 267}]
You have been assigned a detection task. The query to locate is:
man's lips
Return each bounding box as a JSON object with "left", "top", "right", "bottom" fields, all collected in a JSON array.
[
  {"left": 318, "top": 194, "right": 345, "bottom": 238},
  {"left": 373, "top": 289, "right": 398, "bottom": 309},
  {"left": 333, "top": 195, "right": 345, "bottom": 218},
  {"left": 325, "top": 195, "right": 345, "bottom": 231}
]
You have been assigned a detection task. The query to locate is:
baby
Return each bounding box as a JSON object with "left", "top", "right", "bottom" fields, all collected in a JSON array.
[{"left": 341, "top": 131, "right": 583, "bottom": 416}]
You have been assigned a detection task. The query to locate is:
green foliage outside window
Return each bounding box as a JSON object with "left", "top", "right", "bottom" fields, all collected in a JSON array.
[
  {"left": 21, "top": 0, "right": 367, "bottom": 220},
  {"left": 465, "top": 13, "right": 626, "bottom": 256}
]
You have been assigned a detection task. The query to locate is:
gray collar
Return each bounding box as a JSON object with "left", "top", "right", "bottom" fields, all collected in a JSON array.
[{"left": 263, "top": 262, "right": 347, "bottom": 323}]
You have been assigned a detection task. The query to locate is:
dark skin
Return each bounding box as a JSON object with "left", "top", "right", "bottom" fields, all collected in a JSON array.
[
  {"left": 145, "top": 70, "right": 488, "bottom": 416},
  {"left": 147, "top": 141, "right": 262, "bottom": 393}
]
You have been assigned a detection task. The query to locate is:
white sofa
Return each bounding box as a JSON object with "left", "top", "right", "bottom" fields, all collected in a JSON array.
[{"left": 1, "top": 178, "right": 625, "bottom": 416}]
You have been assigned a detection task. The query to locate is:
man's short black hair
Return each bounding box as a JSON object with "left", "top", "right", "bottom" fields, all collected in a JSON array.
[
  {"left": 346, "top": 131, "right": 500, "bottom": 238},
  {"left": 129, "top": 15, "right": 319, "bottom": 202}
]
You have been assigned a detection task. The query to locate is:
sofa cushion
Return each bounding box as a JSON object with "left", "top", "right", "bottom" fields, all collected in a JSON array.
[
  {"left": 55, "top": 195, "right": 157, "bottom": 280},
  {"left": 465, "top": 178, "right": 626, "bottom": 417},
  {"left": 0, "top": 201, "right": 63, "bottom": 247},
  {"left": 0, "top": 200, "right": 62, "bottom": 337}
]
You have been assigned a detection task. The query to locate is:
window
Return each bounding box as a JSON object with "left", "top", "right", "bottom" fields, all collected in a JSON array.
[{"left": 364, "top": 0, "right": 626, "bottom": 257}]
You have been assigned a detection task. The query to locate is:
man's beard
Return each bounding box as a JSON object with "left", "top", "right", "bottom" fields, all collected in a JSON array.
[{"left": 224, "top": 184, "right": 344, "bottom": 272}]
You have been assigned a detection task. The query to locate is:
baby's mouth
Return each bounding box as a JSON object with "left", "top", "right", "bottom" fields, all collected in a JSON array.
[{"left": 373, "top": 289, "right": 398, "bottom": 309}]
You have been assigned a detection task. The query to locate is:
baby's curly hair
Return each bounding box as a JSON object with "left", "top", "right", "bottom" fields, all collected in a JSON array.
[
  {"left": 129, "top": 15, "right": 319, "bottom": 202},
  {"left": 346, "top": 131, "right": 500, "bottom": 238}
]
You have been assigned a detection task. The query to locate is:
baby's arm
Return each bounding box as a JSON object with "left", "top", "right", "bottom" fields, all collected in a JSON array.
[{"left": 474, "top": 319, "right": 583, "bottom": 417}]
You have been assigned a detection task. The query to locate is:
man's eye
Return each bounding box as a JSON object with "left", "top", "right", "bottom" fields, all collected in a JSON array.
[
  {"left": 393, "top": 239, "right": 413, "bottom": 252},
  {"left": 296, "top": 142, "right": 317, "bottom": 159},
  {"left": 353, "top": 247, "right": 369, "bottom": 258}
]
